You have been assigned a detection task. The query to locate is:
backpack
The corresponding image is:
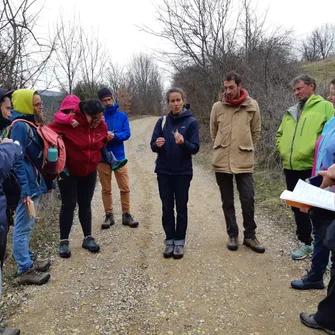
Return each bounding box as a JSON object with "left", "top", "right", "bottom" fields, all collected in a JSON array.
[{"left": 5, "top": 119, "right": 66, "bottom": 180}]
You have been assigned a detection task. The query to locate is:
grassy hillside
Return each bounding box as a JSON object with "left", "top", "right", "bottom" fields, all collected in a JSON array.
[{"left": 301, "top": 57, "right": 335, "bottom": 84}]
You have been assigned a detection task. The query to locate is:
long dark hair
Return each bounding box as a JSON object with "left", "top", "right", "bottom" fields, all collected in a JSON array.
[{"left": 79, "top": 99, "right": 105, "bottom": 116}]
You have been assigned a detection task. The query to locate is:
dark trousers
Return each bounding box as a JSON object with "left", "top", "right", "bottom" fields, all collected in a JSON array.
[
  {"left": 0, "top": 219, "right": 8, "bottom": 268},
  {"left": 157, "top": 174, "right": 192, "bottom": 244},
  {"left": 311, "top": 229, "right": 330, "bottom": 277},
  {"left": 215, "top": 172, "right": 256, "bottom": 239},
  {"left": 58, "top": 170, "right": 97, "bottom": 240},
  {"left": 314, "top": 253, "right": 335, "bottom": 330},
  {"left": 284, "top": 169, "right": 313, "bottom": 245},
  {"left": 308, "top": 208, "right": 335, "bottom": 330}
]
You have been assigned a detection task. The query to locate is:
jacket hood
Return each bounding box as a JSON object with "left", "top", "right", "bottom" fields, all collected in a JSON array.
[
  {"left": 105, "top": 103, "right": 119, "bottom": 115},
  {"left": 12, "top": 89, "right": 36, "bottom": 115},
  {"left": 59, "top": 95, "right": 81, "bottom": 112}
]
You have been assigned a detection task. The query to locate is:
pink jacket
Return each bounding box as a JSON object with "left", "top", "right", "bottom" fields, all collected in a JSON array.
[{"left": 54, "top": 95, "right": 81, "bottom": 125}]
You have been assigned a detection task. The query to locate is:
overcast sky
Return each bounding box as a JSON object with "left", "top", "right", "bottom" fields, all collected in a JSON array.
[
  {"left": 33, "top": 0, "right": 335, "bottom": 90},
  {"left": 39, "top": 0, "right": 335, "bottom": 65}
]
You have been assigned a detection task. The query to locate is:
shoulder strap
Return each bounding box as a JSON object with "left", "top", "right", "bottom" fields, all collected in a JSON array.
[{"left": 161, "top": 115, "right": 166, "bottom": 131}]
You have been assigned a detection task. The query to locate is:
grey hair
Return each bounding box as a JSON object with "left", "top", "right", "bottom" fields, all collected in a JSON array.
[
  {"left": 166, "top": 87, "right": 185, "bottom": 103},
  {"left": 291, "top": 74, "right": 316, "bottom": 91}
]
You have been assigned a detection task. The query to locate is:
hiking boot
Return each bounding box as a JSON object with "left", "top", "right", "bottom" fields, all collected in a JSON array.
[
  {"left": 59, "top": 240, "right": 71, "bottom": 258},
  {"left": 18, "top": 267, "right": 50, "bottom": 285},
  {"left": 101, "top": 213, "right": 115, "bottom": 229},
  {"left": 82, "top": 236, "right": 100, "bottom": 253},
  {"left": 111, "top": 158, "right": 128, "bottom": 171},
  {"left": 291, "top": 270, "right": 325, "bottom": 290},
  {"left": 300, "top": 313, "right": 335, "bottom": 334},
  {"left": 163, "top": 245, "right": 174, "bottom": 258},
  {"left": 173, "top": 245, "right": 184, "bottom": 259},
  {"left": 291, "top": 244, "right": 313, "bottom": 260},
  {"left": 227, "top": 236, "right": 239, "bottom": 251},
  {"left": 243, "top": 237, "right": 265, "bottom": 253},
  {"left": 122, "top": 213, "right": 139, "bottom": 228},
  {"left": 33, "top": 259, "right": 51, "bottom": 272},
  {"left": 0, "top": 327, "right": 21, "bottom": 335}
]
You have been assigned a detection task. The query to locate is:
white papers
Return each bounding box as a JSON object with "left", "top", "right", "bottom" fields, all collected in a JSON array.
[{"left": 280, "top": 179, "right": 335, "bottom": 212}]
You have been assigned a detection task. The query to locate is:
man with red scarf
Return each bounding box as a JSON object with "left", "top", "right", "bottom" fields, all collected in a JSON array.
[{"left": 210, "top": 71, "right": 264, "bottom": 253}]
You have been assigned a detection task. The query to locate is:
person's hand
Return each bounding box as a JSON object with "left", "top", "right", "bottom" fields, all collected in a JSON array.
[
  {"left": 22, "top": 196, "right": 31, "bottom": 204},
  {"left": 174, "top": 131, "right": 184, "bottom": 145},
  {"left": 71, "top": 119, "right": 79, "bottom": 128},
  {"left": 300, "top": 205, "right": 311, "bottom": 213},
  {"left": 107, "top": 131, "right": 115, "bottom": 141},
  {"left": 0, "top": 138, "right": 13, "bottom": 144},
  {"left": 318, "top": 170, "right": 335, "bottom": 189},
  {"left": 156, "top": 137, "right": 165, "bottom": 147}
]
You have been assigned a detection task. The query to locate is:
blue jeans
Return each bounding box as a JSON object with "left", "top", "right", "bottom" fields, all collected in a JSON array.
[
  {"left": 311, "top": 228, "right": 330, "bottom": 278},
  {"left": 13, "top": 197, "right": 40, "bottom": 274}
]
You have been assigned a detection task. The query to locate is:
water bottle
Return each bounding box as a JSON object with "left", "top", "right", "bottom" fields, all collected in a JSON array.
[{"left": 47, "top": 146, "right": 58, "bottom": 163}]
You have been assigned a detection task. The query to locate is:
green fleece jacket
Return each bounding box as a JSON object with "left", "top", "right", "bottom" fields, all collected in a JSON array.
[{"left": 276, "top": 94, "right": 334, "bottom": 170}]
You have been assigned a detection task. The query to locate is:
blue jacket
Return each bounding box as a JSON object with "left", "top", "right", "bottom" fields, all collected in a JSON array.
[
  {"left": 0, "top": 142, "right": 22, "bottom": 231},
  {"left": 9, "top": 111, "right": 47, "bottom": 198},
  {"left": 150, "top": 109, "right": 199, "bottom": 175},
  {"left": 104, "top": 104, "right": 130, "bottom": 160}
]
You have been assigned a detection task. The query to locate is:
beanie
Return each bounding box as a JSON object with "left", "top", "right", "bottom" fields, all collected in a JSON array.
[{"left": 98, "top": 88, "right": 113, "bottom": 100}]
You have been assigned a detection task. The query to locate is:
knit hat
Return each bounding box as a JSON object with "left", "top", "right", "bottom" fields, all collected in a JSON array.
[
  {"left": 0, "top": 88, "right": 13, "bottom": 103},
  {"left": 98, "top": 88, "right": 113, "bottom": 100}
]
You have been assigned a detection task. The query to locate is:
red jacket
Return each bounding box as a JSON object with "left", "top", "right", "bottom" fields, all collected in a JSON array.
[{"left": 48, "top": 107, "right": 108, "bottom": 177}]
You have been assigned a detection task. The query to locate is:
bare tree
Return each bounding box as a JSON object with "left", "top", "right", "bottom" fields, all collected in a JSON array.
[
  {"left": 0, "top": 0, "right": 56, "bottom": 89},
  {"left": 52, "top": 14, "right": 84, "bottom": 94},
  {"left": 79, "top": 29, "right": 109, "bottom": 98},
  {"left": 127, "top": 53, "right": 163, "bottom": 115},
  {"left": 302, "top": 23, "right": 335, "bottom": 61}
]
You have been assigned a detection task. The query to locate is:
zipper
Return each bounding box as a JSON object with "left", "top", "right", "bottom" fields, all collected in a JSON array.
[
  {"left": 300, "top": 118, "right": 307, "bottom": 136},
  {"left": 86, "top": 128, "right": 92, "bottom": 176},
  {"left": 289, "top": 120, "right": 299, "bottom": 170}
]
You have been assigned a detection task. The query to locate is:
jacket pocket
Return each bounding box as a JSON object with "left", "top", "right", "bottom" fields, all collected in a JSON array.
[
  {"left": 237, "top": 145, "right": 254, "bottom": 169},
  {"left": 212, "top": 146, "right": 229, "bottom": 169}
]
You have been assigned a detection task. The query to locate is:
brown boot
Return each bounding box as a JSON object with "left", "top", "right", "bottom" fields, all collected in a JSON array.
[
  {"left": 243, "top": 237, "right": 265, "bottom": 253},
  {"left": 33, "top": 259, "right": 51, "bottom": 272},
  {"left": 227, "top": 236, "right": 239, "bottom": 251},
  {"left": 18, "top": 267, "right": 50, "bottom": 285}
]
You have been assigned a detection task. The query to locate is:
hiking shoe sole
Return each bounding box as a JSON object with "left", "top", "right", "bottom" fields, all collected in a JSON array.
[
  {"left": 59, "top": 251, "right": 71, "bottom": 258},
  {"left": 227, "top": 244, "right": 238, "bottom": 251},
  {"left": 101, "top": 223, "right": 111, "bottom": 230}
]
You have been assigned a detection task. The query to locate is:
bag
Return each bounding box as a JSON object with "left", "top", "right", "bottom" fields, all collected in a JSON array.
[
  {"left": 2, "top": 170, "right": 21, "bottom": 210},
  {"left": 6, "top": 119, "right": 66, "bottom": 180}
]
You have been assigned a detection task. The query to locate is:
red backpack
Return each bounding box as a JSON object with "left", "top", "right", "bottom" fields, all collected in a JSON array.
[{"left": 7, "top": 119, "right": 66, "bottom": 180}]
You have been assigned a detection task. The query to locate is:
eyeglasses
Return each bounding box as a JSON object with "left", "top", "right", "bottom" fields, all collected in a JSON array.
[{"left": 33, "top": 101, "right": 43, "bottom": 107}]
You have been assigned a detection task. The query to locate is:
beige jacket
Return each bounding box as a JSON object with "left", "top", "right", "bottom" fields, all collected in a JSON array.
[{"left": 210, "top": 95, "right": 261, "bottom": 173}]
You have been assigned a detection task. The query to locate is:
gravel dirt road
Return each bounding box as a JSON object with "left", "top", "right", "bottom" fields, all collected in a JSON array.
[{"left": 4, "top": 116, "right": 329, "bottom": 335}]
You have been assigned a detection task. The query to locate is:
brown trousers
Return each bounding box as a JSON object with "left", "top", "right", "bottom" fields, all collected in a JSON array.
[{"left": 97, "top": 162, "right": 130, "bottom": 214}]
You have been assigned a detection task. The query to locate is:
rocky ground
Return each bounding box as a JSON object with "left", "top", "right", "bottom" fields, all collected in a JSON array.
[{"left": 1, "top": 116, "right": 331, "bottom": 335}]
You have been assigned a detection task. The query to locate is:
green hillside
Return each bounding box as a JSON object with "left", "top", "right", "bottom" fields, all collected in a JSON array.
[{"left": 301, "top": 57, "right": 335, "bottom": 84}]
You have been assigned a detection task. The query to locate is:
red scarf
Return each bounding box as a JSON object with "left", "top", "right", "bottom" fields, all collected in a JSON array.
[{"left": 225, "top": 89, "right": 247, "bottom": 106}]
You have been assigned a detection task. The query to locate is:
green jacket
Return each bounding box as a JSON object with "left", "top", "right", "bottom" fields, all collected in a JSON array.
[{"left": 276, "top": 94, "right": 334, "bottom": 170}]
